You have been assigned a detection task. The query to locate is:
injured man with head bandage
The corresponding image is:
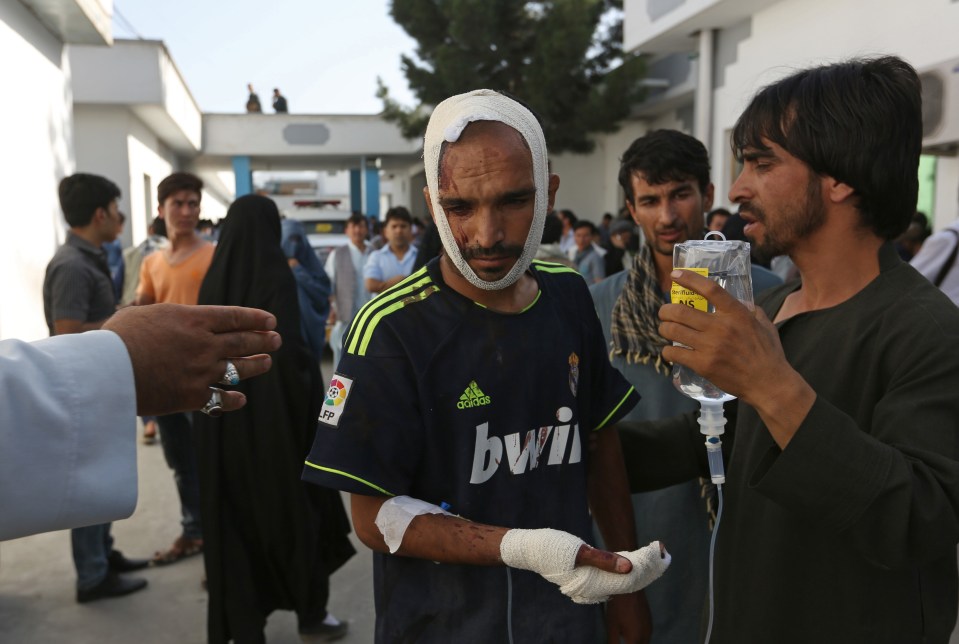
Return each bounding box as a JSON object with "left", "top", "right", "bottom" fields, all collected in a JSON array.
[{"left": 303, "top": 89, "right": 669, "bottom": 643}]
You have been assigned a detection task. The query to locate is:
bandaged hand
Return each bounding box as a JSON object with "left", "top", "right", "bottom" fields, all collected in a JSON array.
[{"left": 500, "top": 528, "right": 671, "bottom": 604}]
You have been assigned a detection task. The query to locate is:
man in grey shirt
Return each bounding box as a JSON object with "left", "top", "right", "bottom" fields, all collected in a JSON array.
[{"left": 42, "top": 173, "right": 150, "bottom": 603}]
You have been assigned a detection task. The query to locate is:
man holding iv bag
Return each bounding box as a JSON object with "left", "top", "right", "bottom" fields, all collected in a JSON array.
[{"left": 620, "top": 56, "right": 959, "bottom": 644}]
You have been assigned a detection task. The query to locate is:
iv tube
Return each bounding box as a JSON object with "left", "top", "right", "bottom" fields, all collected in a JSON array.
[
  {"left": 670, "top": 231, "right": 752, "bottom": 643},
  {"left": 698, "top": 401, "right": 728, "bottom": 485}
]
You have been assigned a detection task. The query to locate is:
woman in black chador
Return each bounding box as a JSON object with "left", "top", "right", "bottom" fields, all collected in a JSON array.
[{"left": 195, "top": 194, "right": 354, "bottom": 643}]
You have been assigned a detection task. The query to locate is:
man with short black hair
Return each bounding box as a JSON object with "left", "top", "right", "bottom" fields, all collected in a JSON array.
[
  {"left": 137, "top": 171, "right": 212, "bottom": 566},
  {"left": 591, "top": 130, "right": 779, "bottom": 644},
  {"left": 272, "top": 88, "right": 288, "bottom": 113},
  {"left": 628, "top": 56, "right": 959, "bottom": 643},
  {"left": 604, "top": 219, "right": 635, "bottom": 276},
  {"left": 43, "top": 173, "right": 149, "bottom": 603},
  {"left": 363, "top": 206, "right": 417, "bottom": 294},
  {"left": 706, "top": 207, "right": 731, "bottom": 232},
  {"left": 573, "top": 220, "right": 604, "bottom": 284}
]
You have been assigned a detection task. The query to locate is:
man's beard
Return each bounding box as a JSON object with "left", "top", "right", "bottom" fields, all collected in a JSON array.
[{"left": 739, "top": 175, "right": 826, "bottom": 258}]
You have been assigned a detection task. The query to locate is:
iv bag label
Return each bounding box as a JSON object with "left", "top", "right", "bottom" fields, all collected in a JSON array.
[{"left": 670, "top": 267, "right": 709, "bottom": 311}]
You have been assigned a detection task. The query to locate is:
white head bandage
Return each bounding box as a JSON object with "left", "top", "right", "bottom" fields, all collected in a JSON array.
[{"left": 423, "top": 89, "right": 549, "bottom": 290}]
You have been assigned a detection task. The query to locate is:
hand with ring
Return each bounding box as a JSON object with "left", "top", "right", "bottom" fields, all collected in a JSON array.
[{"left": 102, "top": 303, "right": 282, "bottom": 416}]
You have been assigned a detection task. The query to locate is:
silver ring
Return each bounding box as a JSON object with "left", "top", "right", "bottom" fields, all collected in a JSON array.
[
  {"left": 219, "top": 360, "right": 240, "bottom": 386},
  {"left": 200, "top": 387, "right": 224, "bottom": 417}
]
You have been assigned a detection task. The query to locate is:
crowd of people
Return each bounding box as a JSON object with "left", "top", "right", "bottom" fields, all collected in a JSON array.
[
  {"left": 35, "top": 171, "right": 358, "bottom": 641},
  {"left": 3, "top": 53, "right": 959, "bottom": 644}
]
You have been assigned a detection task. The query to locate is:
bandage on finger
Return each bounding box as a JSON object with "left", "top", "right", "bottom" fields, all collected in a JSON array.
[{"left": 559, "top": 541, "right": 671, "bottom": 605}]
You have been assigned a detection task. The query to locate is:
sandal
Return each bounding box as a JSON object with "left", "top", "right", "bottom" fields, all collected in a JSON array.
[
  {"left": 142, "top": 419, "right": 158, "bottom": 445},
  {"left": 151, "top": 535, "right": 203, "bottom": 566}
]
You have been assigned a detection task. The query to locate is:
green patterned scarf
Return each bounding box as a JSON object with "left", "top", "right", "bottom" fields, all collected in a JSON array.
[{"left": 609, "top": 242, "right": 671, "bottom": 375}]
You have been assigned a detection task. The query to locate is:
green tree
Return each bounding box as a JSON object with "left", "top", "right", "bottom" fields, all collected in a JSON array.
[{"left": 378, "top": 0, "right": 646, "bottom": 154}]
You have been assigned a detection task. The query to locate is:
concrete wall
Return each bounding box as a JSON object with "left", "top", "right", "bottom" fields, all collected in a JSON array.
[
  {"left": 550, "top": 121, "right": 650, "bottom": 221},
  {"left": 73, "top": 105, "right": 178, "bottom": 246},
  {"left": 704, "top": 0, "right": 959, "bottom": 226},
  {"left": 0, "top": 2, "right": 74, "bottom": 341},
  {"left": 202, "top": 113, "right": 422, "bottom": 158},
  {"left": 624, "top": 0, "right": 959, "bottom": 230}
]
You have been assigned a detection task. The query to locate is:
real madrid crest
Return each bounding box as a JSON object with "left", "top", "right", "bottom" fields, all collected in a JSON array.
[{"left": 568, "top": 352, "right": 580, "bottom": 396}]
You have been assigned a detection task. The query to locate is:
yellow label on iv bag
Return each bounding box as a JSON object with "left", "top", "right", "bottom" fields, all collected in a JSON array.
[{"left": 670, "top": 267, "right": 709, "bottom": 311}]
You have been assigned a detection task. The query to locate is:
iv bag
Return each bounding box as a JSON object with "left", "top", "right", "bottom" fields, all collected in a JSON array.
[{"left": 670, "top": 236, "right": 754, "bottom": 403}]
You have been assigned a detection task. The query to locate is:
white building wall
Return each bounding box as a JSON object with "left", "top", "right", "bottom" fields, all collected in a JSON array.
[
  {"left": 551, "top": 121, "right": 650, "bottom": 221},
  {"left": 126, "top": 120, "right": 177, "bottom": 240},
  {"left": 158, "top": 51, "right": 201, "bottom": 150},
  {"left": 707, "top": 0, "right": 959, "bottom": 214},
  {"left": 0, "top": 2, "right": 75, "bottom": 341},
  {"left": 198, "top": 190, "right": 229, "bottom": 222},
  {"left": 74, "top": 105, "right": 181, "bottom": 246},
  {"left": 73, "top": 105, "right": 232, "bottom": 241},
  {"left": 73, "top": 104, "right": 131, "bottom": 231}
]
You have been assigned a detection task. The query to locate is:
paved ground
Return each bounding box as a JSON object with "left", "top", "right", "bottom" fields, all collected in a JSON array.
[{"left": 0, "top": 419, "right": 375, "bottom": 644}]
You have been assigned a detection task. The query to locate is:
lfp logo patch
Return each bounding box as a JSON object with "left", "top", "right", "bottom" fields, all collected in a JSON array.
[{"left": 319, "top": 374, "right": 353, "bottom": 427}]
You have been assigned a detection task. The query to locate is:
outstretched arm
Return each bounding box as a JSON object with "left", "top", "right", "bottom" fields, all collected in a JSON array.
[{"left": 350, "top": 493, "right": 631, "bottom": 571}]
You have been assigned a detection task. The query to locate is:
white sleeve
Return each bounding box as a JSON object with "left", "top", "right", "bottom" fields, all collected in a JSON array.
[
  {"left": 910, "top": 229, "right": 956, "bottom": 280},
  {"left": 0, "top": 331, "right": 138, "bottom": 541},
  {"left": 324, "top": 250, "right": 337, "bottom": 283}
]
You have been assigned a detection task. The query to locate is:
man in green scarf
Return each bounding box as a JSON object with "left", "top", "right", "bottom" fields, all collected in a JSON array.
[{"left": 589, "top": 129, "right": 780, "bottom": 644}]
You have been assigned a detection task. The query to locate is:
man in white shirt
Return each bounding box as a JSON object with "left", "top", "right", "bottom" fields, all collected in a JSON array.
[{"left": 325, "top": 213, "right": 373, "bottom": 368}]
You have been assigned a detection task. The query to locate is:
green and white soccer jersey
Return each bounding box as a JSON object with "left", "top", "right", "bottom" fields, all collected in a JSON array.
[{"left": 304, "top": 258, "right": 638, "bottom": 643}]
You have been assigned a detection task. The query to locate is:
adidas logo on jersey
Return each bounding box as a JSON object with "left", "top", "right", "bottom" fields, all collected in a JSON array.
[
  {"left": 457, "top": 380, "right": 491, "bottom": 409},
  {"left": 469, "top": 406, "right": 581, "bottom": 484}
]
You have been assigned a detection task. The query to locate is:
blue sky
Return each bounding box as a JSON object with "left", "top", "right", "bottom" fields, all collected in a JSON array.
[{"left": 112, "top": 0, "right": 419, "bottom": 114}]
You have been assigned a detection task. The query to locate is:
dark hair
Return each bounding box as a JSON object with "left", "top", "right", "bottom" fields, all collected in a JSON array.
[
  {"left": 899, "top": 211, "right": 932, "bottom": 244},
  {"left": 574, "top": 220, "right": 597, "bottom": 235},
  {"left": 150, "top": 215, "right": 166, "bottom": 238},
  {"left": 619, "top": 130, "right": 710, "bottom": 202},
  {"left": 706, "top": 208, "right": 732, "bottom": 228},
  {"left": 58, "top": 173, "right": 121, "bottom": 228},
  {"left": 384, "top": 206, "right": 412, "bottom": 225},
  {"left": 347, "top": 212, "right": 368, "bottom": 227},
  {"left": 558, "top": 209, "right": 578, "bottom": 226},
  {"left": 541, "top": 213, "right": 562, "bottom": 244},
  {"left": 731, "top": 56, "right": 922, "bottom": 240},
  {"left": 157, "top": 172, "right": 203, "bottom": 206}
]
